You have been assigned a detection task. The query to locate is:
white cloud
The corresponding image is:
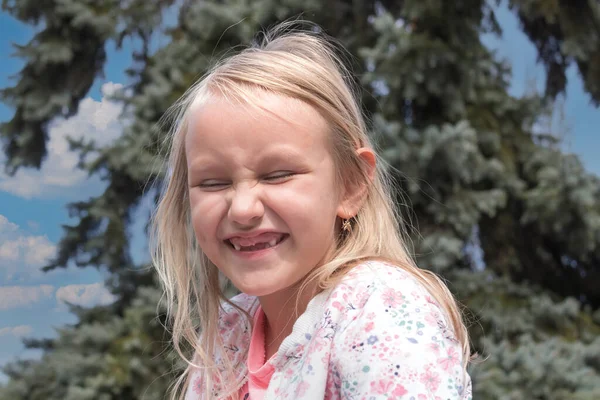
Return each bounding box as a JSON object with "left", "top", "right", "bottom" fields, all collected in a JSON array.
[
  {"left": 0, "top": 325, "right": 33, "bottom": 338},
  {"left": 0, "top": 214, "right": 56, "bottom": 283},
  {"left": 0, "top": 236, "right": 55, "bottom": 266},
  {"left": 0, "top": 215, "right": 18, "bottom": 233},
  {"left": 0, "top": 215, "right": 115, "bottom": 312},
  {"left": 55, "top": 283, "right": 116, "bottom": 309},
  {"left": 0, "top": 282, "right": 116, "bottom": 311},
  {"left": 0, "top": 82, "right": 124, "bottom": 199},
  {"left": 0, "top": 285, "right": 54, "bottom": 310}
]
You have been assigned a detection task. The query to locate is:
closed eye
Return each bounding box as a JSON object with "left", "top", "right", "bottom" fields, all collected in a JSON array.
[
  {"left": 198, "top": 181, "right": 229, "bottom": 190},
  {"left": 263, "top": 171, "right": 295, "bottom": 182}
]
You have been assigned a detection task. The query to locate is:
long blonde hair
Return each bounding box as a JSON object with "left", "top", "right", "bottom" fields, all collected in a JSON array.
[{"left": 151, "top": 22, "right": 471, "bottom": 400}]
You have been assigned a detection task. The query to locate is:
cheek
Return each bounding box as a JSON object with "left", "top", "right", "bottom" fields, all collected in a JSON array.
[
  {"left": 193, "top": 225, "right": 208, "bottom": 244},
  {"left": 269, "top": 180, "right": 338, "bottom": 229},
  {"left": 189, "top": 191, "right": 222, "bottom": 244}
]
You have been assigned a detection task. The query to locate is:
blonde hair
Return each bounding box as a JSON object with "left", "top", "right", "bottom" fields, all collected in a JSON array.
[{"left": 151, "top": 22, "right": 471, "bottom": 400}]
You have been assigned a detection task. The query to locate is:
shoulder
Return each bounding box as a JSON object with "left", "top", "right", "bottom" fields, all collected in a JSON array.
[
  {"left": 222, "top": 291, "right": 259, "bottom": 314},
  {"left": 186, "top": 293, "right": 258, "bottom": 399},
  {"left": 330, "top": 260, "right": 439, "bottom": 316},
  {"left": 337, "top": 259, "right": 454, "bottom": 333},
  {"left": 217, "top": 292, "right": 259, "bottom": 336},
  {"left": 326, "top": 260, "right": 471, "bottom": 399},
  {"left": 326, "top": 260, "right": 465, "bottom": 367},
  {"left": 342, "top": 259, "right": 427, "bottom": 285}
]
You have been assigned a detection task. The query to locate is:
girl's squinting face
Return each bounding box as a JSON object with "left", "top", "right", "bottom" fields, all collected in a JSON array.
[{"left": 185, "top": 93, "right": 344, "bottom": 299}]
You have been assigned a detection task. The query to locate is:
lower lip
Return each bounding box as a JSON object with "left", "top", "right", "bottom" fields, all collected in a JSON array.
[{"left": 228, "top": 236, "right": 288, "bottom": 260}]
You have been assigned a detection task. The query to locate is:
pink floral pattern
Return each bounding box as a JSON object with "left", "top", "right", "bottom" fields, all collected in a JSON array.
[{"left": 185, "top": 261, "right": 472, "bottom": 399}]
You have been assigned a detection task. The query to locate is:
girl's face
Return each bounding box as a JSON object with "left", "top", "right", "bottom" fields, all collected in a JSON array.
[{"left": 185, "top": 92, "right": 345, "bottom": 299}]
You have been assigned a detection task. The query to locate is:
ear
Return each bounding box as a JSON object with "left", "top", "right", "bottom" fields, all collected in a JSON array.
[{"left": 337, "top": 147, "right": 377, "bottom": 219}]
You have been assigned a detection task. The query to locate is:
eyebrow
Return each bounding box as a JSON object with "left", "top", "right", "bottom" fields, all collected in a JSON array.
[
  {"left": 187, "top": 146, "right": 309, "bottom": 174},
  {"left": 258, "top": 147, "right": 306, "bottom": 164}
]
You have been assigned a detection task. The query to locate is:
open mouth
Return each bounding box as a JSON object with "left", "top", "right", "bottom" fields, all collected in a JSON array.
[{"left": 225, "top": 234, "right": 289, "bottom": 252}]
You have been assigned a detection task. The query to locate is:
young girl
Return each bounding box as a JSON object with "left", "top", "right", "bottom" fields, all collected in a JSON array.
[{"left": 151, "top": 22, "right": 472, "bottom": 400}]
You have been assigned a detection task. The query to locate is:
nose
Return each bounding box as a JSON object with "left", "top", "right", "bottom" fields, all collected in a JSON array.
[{"left": 227, "top": 184, "right": 264, "bottom": 227}]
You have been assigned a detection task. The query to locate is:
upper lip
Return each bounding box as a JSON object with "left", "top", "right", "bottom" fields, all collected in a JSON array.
[{"left": 223, "top": 229, "right": 286, "bottom": 241}]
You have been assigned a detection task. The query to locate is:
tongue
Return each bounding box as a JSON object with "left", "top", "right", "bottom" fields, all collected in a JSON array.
[{"left": 230, "top": 232, "right": 282, "bottom": 247}]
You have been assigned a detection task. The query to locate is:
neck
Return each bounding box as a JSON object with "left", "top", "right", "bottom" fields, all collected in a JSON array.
[
  {"left": 258, "top": 245, "right": 337, "bottom": 359},
  {"left": 258, "top": 280, "right": 318, "bottom": 359}
]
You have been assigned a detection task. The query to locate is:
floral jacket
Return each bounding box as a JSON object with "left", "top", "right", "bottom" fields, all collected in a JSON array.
[{"left": 185, "top": 261, "right": 472, "bottom": 399}]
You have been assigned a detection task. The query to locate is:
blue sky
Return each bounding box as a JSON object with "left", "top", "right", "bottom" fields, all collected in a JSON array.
[{"left": 0, "top": 3, "right": 598, "bottom": 383}]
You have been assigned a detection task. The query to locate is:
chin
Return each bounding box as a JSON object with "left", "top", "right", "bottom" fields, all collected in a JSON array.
[
  {"left": 234, "top": 277, "right": 298, "bottom": 299},
  {"left": 232, "top": 279, "right": 278, "bottom": 297}
]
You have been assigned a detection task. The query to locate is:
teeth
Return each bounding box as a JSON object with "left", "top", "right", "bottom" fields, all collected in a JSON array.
[{"left": 230, "top": 236, "right": 283, "bottom": 251}]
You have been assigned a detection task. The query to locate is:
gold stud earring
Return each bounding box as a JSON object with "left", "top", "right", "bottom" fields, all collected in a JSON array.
[{"left": 342, "top": 218, "right": 352, "bottom": 232}]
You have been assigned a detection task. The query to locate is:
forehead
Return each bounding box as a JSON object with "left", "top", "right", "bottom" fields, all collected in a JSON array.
[{"left": 185, "top": 92, "right": 331, "bottom": 160}]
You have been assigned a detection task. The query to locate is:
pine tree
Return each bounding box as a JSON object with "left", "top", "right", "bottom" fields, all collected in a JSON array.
[{"left": 1, "top": 1, "right": 599, "bottom": 399}]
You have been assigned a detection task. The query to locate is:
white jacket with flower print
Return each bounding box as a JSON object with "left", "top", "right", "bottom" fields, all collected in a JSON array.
[{"left": 185, "top": 261, "right": 472, "bottom": 399}]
